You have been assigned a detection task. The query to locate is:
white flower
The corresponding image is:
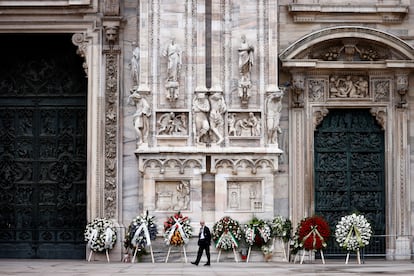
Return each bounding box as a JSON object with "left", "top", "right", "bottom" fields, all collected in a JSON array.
[{"left": 335, "top": 213, "right": 372, "bottom": 252}]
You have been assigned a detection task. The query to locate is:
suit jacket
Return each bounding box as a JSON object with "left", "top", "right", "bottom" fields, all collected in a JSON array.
[{"left": 198, "top": 226, "right": 211, "bottom": 246}]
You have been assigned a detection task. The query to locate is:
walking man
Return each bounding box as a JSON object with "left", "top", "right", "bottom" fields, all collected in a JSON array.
[{"left": 191, "top": 220, "right": 211, "bottom": 266}]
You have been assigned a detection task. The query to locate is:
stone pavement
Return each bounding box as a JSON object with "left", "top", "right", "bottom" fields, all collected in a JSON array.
[{"left": 1, "top": 259, "right": 414, "bottom": 275}]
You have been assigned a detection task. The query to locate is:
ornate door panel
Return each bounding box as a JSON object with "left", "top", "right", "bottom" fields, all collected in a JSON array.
[
  {"left": 314, "top": 109, "right": 385, "bottom": 257},
  {"left": 0, "top": 35, "right": 87, "bottom": 259}
]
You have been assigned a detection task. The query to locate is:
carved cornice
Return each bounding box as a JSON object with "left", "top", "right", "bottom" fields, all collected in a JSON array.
[
  {"left": 140, "top": 158, "right": 204, "bottom": 174},
  {"left": 212, "top": 157, "right": 277, "bottom": 175}
]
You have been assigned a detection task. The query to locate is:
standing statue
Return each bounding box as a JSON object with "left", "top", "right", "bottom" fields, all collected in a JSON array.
[
  {"left": 266, "top": 93, "right": 283, "bottom": 144},
  {"left": 163, "top": 37, "right": 182, "bottom": 101},
  {"left": 238, "top": 34, "right": 254, "bottom": 104},
  {"left": 209, "top": 92, "right": 227, "bottom": 145},
  {"left": 129, "top": 42, "right": 140, "bottom": 87},
  {"left": 192, "top": 93, "right": 210, "bottom": 144},
  {"left": 128, "top": 90, "right": 151, "bottom": 147}
]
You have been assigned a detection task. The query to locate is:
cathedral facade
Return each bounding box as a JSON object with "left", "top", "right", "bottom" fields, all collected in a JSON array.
[{"left": 0, "top": 0, "right": 413, "bottom": 261}]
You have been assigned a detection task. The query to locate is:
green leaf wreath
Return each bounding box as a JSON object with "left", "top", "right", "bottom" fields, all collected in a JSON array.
[
  {"left": 269, "top": 215, "right": 292, "bottom": 242},
  {"left": 84, "top": 218, "right": 117, "bottom": 252},
  {"left": 124, "top": 211, "right": 158, "bottom": 253},
  {"left": 212, "top": 216, "right": 243, "bottom": 250}
]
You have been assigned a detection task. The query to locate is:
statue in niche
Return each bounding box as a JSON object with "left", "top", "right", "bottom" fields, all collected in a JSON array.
[
  {"left": 329, "top": 75, "right": 367, "bottom": 98},
  {"left": 163, "top": 37, "right": 182, "bottom": 102},
  {"left": 175, "top": 180, "right": 190, "bottom": 211},
  {"left": 128, "top": 90, "right": 151, "bottom": 147},
  {"left": 157, "top": 112, "right": 187, "bottom": 135},
  {"left": 265, "top": 93, "right": 283, "bottom": 144},
  {"left": 129, "top": 42, "right": 140, "bottom": 88},
  {"left": 193, "top": 93, "right": 210, "bottom": 144},
  {"left": 238, "top": 34, "right": 254, "bottom": 104},
  {"left": 228, "top": 113, "right": 261, "bottom": 137},
  {"left": 209, "top": 92, "right": 227, "bottom": 145}
]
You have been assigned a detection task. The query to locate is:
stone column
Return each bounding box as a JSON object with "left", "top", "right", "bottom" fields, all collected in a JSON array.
[{"left": 137, "top": 0, "right": 151, "bottom": 94}]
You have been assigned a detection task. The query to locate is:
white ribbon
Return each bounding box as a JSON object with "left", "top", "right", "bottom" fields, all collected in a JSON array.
[
  {"left": 167, "top": 217, "right": 189, "bottom": 244},
  {"left": 131, "top": 222, "right": 152, "bottom": 247},
  {"left": 104, "top": 227, "right": 115, "bottom": 249},
  {"left": 87, "top": 228, "right": 98, "bottom": 249}
]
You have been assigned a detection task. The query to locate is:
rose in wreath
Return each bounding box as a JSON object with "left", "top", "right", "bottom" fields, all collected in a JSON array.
[
  {"left": 84, "top": 218, "right": 117, "bottom": 252},
  {"left": 124, "top": 211, "right": 158, "bottom": 253},
  {"left": 335, "top": 213, "right": 372, "bottom": 252},
  {"left": 243, "top": 217, "right": 272, "bottom": 247},
  {"left": 212, "top": 216, "right": 243, "bottom": 250},
  {"left": 163, "top": 211, "right": 192, "bottom": 246},
  {"left": 296, "top": 216, "right": 330, "bottom": 251}
]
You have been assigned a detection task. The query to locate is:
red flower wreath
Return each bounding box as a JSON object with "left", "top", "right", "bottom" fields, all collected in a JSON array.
[{"left": 298, "top": 216, "right": 330, "bottom": 251}]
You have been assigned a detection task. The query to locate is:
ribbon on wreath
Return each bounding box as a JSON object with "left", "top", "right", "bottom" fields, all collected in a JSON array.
[
  {"left": 104, "top": 227, "right": 115, "bottom": 249},
  {"left": 215, "top": 231, "right": 239, "bottom": 249},
  {"left": 131, "top": 222, "right": 152, "bottom": 247},
  {"left": 302, "top": 225, "right": 326, "bottom": 250},
  {"left": 167, "top": 216, "right": 189, "bottom": 244},
  {"left": 344, "top": 224, "right": 364, "bottom": 250},
  {"left": 87, "top": 228, "right": 98, "bottom": 249},
  {"left": 258, "top": 226, "right": 270, "bottom": 243}
]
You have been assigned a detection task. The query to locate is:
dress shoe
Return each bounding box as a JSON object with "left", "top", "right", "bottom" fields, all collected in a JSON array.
[
  {"left": 191, "top": 262, "right": 198, "bottom": 266},
  {"left": 204, "top": 263, "right": 210, "bottom": 266}
]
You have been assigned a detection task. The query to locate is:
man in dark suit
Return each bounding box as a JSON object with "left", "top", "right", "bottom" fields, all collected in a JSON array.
[{"left": 191, "top": 220, "right": 211, "bottom": 266}]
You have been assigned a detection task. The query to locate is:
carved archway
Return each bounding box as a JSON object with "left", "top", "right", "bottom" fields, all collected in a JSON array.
[{"left": 281, "top": 26, "right": 414, "bottom": 259}]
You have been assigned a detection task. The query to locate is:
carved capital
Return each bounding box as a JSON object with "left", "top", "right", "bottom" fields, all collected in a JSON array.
[
  {"left": 396, "top": 72, "right": 409, "bottom": 108},
  {"left": 71, "top": 33, "right": 88, "bottom": 77},
  {"left": 291, "top": 73, "right": 305, "bottom": 108},
  {"left": 370, "top": 107, "right": 387, "bottom": 130},
  {"left": 313, "top": 107, "right": 329, "bottom": 129}
]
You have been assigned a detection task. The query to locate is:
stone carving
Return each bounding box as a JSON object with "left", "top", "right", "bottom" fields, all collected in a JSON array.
[
  {"left": 128, "top": 90, "right": 151, "bottom": 147},
  {"left": 209, "top": 92, "right": 227, "bottom": 145},
  {"left": 291, "top": 73, "right": 305, "bottom": 107},
  {"left": 238, "top": 34, "right": 254, "bottom": 104},
  {"left": 228, "top": 112, "right": 261, "bottom": 137},
  {"left": 129, "top": 42, "right": 140, "bottom": 88},
  {"left": 193, "top": 92, "right": 210, "bottom": 144},
  {"left": 265, "top": 92, "right": 283, "bottom": 145},
  {"left": 308, "top": 79, "right": 325, "bottom": 102},
  {"left": 370, "top": 107, "right": 386, "bottom": 130},
  {"left": 396, "top": 73, "right": 408, "bottom": 107},
  {"left": 71, "top": 33, "right": 88, "bottom": 77},
  {"left": 157, "top": 112, "right": 188, "bottom": 135},
  {"left": 373, "top": 79, "right": 390, "bottom": 101},
  {"left": 104, "top": 26, "right": 118, "bottom": 46},
  {"left": 313, "top": 107, "right": 329, "bottom": 129},
  {"left": 227, "top": 181, "right": 262, "bottom": 211},
  {"left": 329, "top": 75, "right": 368, "bottom": 98},
  {"left": 163, "top": 37, "right": 182, "bottom": 102},
  {"left": 155, "top": 180, "right": 190, "bottom": 211},
  {"left": 104, "top": 0, "right": 120, "bottom": 16}
]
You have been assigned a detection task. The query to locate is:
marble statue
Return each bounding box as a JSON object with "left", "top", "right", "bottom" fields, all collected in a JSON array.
[
  {"left": 266, "top": 93, "right": 283, "bottom": 144},
  {"left": 209, "top": 92, "right": 227, "bottom": 145},
  {"left": 128, "top": 91, "right": 151, "bottom": 146},
  {"left": 192, "top": 93, "right": 210, "bottom": 144}
]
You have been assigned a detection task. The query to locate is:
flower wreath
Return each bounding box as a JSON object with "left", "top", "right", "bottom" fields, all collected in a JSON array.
[
  {"left": 84, "top": 218, "right": 117, "bottom": 252},
  {"left": 124, "top": 211, "right": 158, "bottom": 251},
  {"left": 163, "top": 211, "right": 192, "bottom": 246},
  {"left": 243, "top": 217, "right": 272, "bottom": 247},
  {"left": 212, "top": 216, "right": 243, "bottom": 250},
  {"left": 335, "top": 213, "right": 372, "bottom": 252},
  {"left": 292, "top": 216, "right": 330, "bottom": 252},
  {"left": 270, "top": 215, "right": 292, "bottom": 242}
]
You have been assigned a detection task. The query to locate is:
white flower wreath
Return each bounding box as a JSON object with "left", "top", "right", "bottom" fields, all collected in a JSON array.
[
  {"left": 84, "top": 218, "right": 117, "bottom": 252},
  {"left": 335, "top": 213, "right": 372, "bottom": 252}
]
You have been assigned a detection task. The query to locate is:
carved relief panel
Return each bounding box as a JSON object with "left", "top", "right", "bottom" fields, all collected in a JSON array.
[
  {"left": 227, "top": 180, "right": 262, "bottom": 212},
  {"left": 155, "top": 180, "right": 191, "bottom": 212}
]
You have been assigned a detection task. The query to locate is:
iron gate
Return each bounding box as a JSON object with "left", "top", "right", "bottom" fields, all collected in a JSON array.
[{"left": 314, "top": 109, "right": 385, "bottom": 257}]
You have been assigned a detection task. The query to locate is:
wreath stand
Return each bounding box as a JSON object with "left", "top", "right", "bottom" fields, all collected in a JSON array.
[
  {"left": 300, "top": 249, "right": 325, "bottom": 264},
  {"left": 132, "top": 245, "right": 155, "bottom": 263},
  {"left": 345, "top": 249, "right": 361, "bottom": 264},
  {"left": 165, "top": 245, "right": 187, "bottom": 263},
  {"left": 87, "top": 249, "right": 110, "bottom": 263},
  {"left": 216, "top": 247, "right": 239, "bottom": 263},
  {"left": 273, "top": 238, "right": 288, "bottom": 262}
]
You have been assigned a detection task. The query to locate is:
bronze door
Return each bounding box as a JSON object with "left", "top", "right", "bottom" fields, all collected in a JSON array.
[
  {"left": 314, "top": 109, "right": 385, "bottom": 257},
  {"left": 0, "top": 34, "right": 87, "bottom": 258}
]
